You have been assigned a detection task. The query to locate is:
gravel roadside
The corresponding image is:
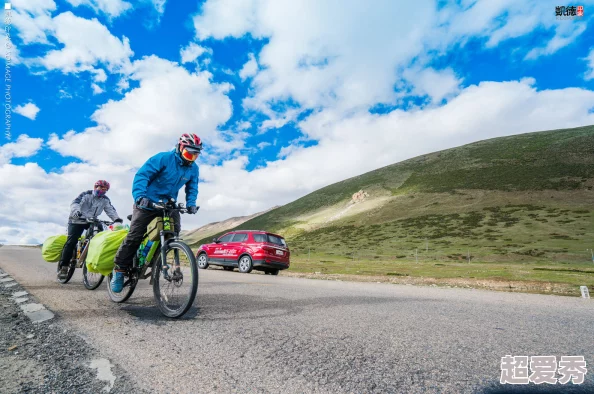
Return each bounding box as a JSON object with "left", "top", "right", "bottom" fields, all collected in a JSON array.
[{"left": 0, "top": 273, "right": 143, "bottom": 394}]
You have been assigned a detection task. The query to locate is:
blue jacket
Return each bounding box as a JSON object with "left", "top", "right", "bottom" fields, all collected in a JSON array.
[{"left": 132, "top": 150, "right": 199, "bottom": 208}]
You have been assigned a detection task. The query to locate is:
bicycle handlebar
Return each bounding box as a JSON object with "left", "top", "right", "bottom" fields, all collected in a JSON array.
[
  {"left": 84, "top": 217, "right": 115, "bottom": 225},
  {"left": 151, "top": 198, "right": 197, "bottom": 214}
]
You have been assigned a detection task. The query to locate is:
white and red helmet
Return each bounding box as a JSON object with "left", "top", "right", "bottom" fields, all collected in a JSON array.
[
  {"left": 177, "top": 133, "right": 202, "bottom": 163},
  {"left": 93, "top": 180, "right": 110, "bottom": 197}
]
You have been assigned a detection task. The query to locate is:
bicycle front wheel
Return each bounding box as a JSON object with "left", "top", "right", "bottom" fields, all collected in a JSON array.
[{"left": 152, "top": 241, "right": 198, "bottom": 318}]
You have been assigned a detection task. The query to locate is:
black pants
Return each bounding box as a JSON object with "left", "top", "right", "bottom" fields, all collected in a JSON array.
[
  {"left": 114, "top": 205, "right": 181, "bottom": 270},
  {"left": 59, "top": 223, "right": 90, "bottom": 268}
]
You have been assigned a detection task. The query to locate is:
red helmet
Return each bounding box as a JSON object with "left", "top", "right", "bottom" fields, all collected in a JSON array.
[
  {"left": 94, "top": 180, "right": 110, "bottom": 190},
  {"left": 177, "top": 133, "right": 202, "bottom": 163}
]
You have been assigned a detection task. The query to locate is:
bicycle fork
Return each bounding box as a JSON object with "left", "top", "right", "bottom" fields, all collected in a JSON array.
[
  {"left": 159, "top": 231, "right": 173, "bottom": 281},
  {"left": 159, "top": 233, "right": 182, "bottom": 283}
]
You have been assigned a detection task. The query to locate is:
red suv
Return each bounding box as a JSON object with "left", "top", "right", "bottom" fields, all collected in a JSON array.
[{"left": 196, "top": 230, "right": 290, "bottom": 275}]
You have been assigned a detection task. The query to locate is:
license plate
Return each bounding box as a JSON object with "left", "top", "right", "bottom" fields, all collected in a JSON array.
[{"left": 275, "top": 250, "right": 284, "bottom": 256}]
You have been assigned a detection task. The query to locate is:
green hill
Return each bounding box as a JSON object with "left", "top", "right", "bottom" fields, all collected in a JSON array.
[{"left": 191, "top": 125, "right": 594, "bottom": 294}]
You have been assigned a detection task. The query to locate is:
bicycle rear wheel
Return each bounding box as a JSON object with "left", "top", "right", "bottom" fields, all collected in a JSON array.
[
  {"left": 152, "top": 241, "right": 198, "bottom": 318},
  {"left": 106, "top": 271, "right": 138, "bottom": 303},
  {"left": 82, "top": 263, "right": 104, "bottom": 290}
]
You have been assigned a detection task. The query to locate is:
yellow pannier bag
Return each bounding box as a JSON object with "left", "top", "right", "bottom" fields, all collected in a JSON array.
[
  {"left": 41, "top": 235, "right": 67, "bottom": 263},
  {"left": 85, "top": 229, "right": 129, "bottom": 276}
]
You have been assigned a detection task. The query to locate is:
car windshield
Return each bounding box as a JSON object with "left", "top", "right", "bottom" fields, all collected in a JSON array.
[{"left": 267, "top": 234, "right": 286, "bottom": 247}]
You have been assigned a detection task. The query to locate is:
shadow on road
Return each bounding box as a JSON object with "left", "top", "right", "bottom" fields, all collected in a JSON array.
[
  {"left": 193, "top": 292, "right": 428, "bottom": 322},
  {"left": 50, "top": 291, "right": 425, "bottom": 324}
]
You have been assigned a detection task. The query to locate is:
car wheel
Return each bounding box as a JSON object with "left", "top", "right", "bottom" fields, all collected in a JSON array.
[
  {"left": 197, "top": 253, "right": 209, "bottom": 269},
  {"left": 269, "top": 269, "right": 279, "bottom": 276},
  {"left": 238, "top": 255, "right": 253, "bottom": 273}
]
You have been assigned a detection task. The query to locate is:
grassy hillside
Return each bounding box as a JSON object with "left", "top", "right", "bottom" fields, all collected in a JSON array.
[{"left": 191, "top": 125, "right": 594, "bottom": 294}]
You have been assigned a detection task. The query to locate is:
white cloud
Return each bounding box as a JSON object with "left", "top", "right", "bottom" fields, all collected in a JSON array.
[
  {"left": 194, "top": 0, "right": 261, "bottom": 40},
  {"left": 239, "top": 53, "right": 258, "bottom": 80},
  {"left": 277, "top": 143, "right": 299, "bottom": 159},
  {"left": 150, "top": 0, "right": 167, "bottom": 15},
  {"left": 116, "top": 78, "right": 130, "bottom": 92},
  {"left": 10, "top": 0, "right": 56, "bottom": 45},
  {"left": 525, "top": 22, "right": 588, "bottom": 60},
  {"left": 209, "top": 130, "right": 250, "bottom": 154},
  {"left": 432, "top": 0, "right": 592, "bottom": 53},
  {"left": 237, "top": 121, "right": 251, "bottom": 130},
  {"left": 402, "top": 67, "right": 462, "bottom": 104},
  {"left": 64, "top": 0, "right": 133, "bottom": 18},
  {"left": 93, "top": 68, "right": 108, "bottom": 82},
  {"left": 0, "top": 135, "right": 44, "bottom": 165},
  {"left": 39, "top": 12, "right": 133, "bottom": 74},
  {"left": 194, "top": 0, "right": 592, "bottom": 118},
  {"left": 14, "top": 103, "right": 41, "bottom": 120},
  {"left": 11, "top": 6, "right": 133, "bottom": 81},
  {"left": 180, "top": 42, "right": 209, "bottom": 64},
  {"left": 59, "top": 89, "right": 73, "bottom": 99},
  {"left": 48, "top": 56, "right": 233, "bottom": 167},
  {"left": 259, "top": 108, "right": 300, "bottom": 131},
  {"left": 91, "top": 83, "right": 104, "bottom": 94},
  {"left": 257, "top": 141, "right": 270, "bottom": 150},
  {"left": 585, "top": 48, "right": 594, "bottom": 80}
]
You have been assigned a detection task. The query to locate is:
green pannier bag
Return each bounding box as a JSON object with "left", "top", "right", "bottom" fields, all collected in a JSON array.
[
  {"left": 146, "top": 217, "right": 175, "bottom": 241},
  {"left": 85, "top": 229, "right": 129, "bottom": 276},
  {"left": 41, "top": 235, "right": 67, "bottom": 263}
]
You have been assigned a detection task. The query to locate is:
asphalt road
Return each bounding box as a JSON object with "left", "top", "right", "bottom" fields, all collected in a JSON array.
[{"left": 1, "top": 245, "right": 593, "bottom": 393}]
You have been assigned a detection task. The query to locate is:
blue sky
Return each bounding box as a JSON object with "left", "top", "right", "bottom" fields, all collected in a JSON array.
[{"left": 2, "top": 0, "right": 594, "bottom": 244}]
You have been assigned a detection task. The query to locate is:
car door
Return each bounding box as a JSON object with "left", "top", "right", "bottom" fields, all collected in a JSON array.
[
  {"left": 212, "top": 233, "right": 234, "bottom": 264},
  {"left": 227, "top": 233, "right": 248, "bottom": 263}
]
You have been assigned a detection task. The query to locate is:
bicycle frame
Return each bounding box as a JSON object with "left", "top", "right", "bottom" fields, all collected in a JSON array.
[
  {"left": 134, "top": 200, "right": 186, "bottom": 284},
  {"left": 73, "top": 219, "right": 110, "bottom": 268}
]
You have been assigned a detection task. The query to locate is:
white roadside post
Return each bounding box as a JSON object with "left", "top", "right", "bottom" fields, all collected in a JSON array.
[{"left": 580, "top": 286, "right": 590, "bottom": 299}]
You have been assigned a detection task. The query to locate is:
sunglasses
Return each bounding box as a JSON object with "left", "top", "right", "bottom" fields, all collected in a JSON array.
[
  {"left": 181, "top": 148, "right": 200, "bottom": 161},
  {"left": 95, "top": 186, "right": 108, "bottom": 191}
]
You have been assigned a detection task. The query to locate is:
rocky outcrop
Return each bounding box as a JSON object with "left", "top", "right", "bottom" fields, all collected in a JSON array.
[{"left": 351, "top": 190, "right": 369, "bottom": 203}]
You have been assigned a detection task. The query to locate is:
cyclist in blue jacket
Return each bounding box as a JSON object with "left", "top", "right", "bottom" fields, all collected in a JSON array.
[{"left": 111, "top": 133, "right": 202, "bottom": 292}]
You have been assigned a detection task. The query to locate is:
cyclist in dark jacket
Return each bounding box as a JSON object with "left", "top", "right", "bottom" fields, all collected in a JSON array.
[
  {"left": 58, "top": 180, "right": 123, "bottom": 279},
  {"left": 111, "top": 133, "right": 201, "bottom": 292}
]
